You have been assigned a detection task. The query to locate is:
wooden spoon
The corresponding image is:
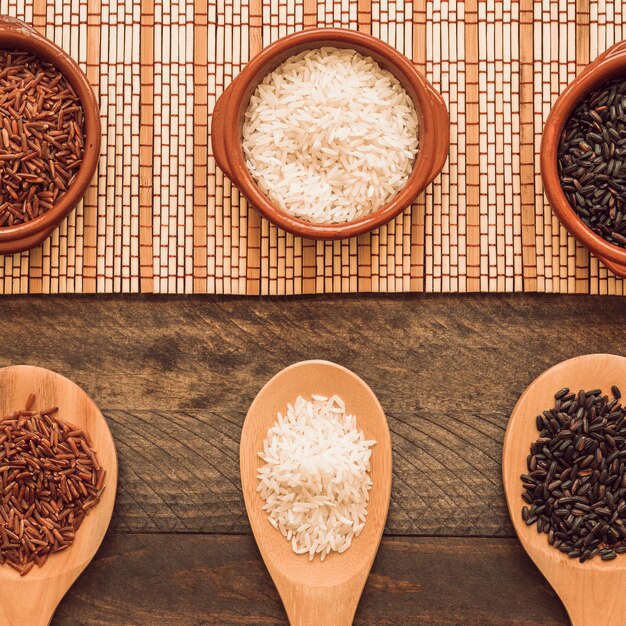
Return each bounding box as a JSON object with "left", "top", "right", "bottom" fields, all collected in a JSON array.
[
  {"left": 0, "top": 365, "right": 118, "bottom": 626},
  {"left": 503, "top": 353, "right": 626, "bottom": 626},
  {"left": 241, "top": 360, "right": 392, "bottom": 626}
]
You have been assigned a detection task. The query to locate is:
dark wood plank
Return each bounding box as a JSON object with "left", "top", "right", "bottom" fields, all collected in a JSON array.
[
  {"left": 0, "top": 294, "right": 622, "bottom": 536},
  {"left": 2, "top": 295, "right": 619, "bottom": 623},
  {"left": 106, "top": 408, "right": 508, "bottom": 536},
  {"left": 52, "top": 533, "right": 568, "bottom": 625},
  {"left": 0, "top": 294, "right": 622, "bottom": 414}
]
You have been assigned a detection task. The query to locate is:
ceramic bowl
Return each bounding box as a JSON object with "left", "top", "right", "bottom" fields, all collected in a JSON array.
[
  {"left": 211, "top": 28, "right": 449, "bottom": 240},
  {"left": 541, "top": 40, "right": 626, "bottom": 278},
  {"left": 0, "top": 16, "right": 101, "bottom": 255}
]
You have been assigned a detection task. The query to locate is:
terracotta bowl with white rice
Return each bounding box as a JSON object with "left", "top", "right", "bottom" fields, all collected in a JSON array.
[{"left": 212, "top": 28, "right": 449, "bottom": 240}]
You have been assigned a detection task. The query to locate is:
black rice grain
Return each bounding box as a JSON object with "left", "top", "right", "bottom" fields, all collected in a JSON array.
[
  {"left": 521, "top": 386, "right": 626, "bottom": 563},
  {"left": 558, "top": 79, "right": 626, "bottom": 249}
]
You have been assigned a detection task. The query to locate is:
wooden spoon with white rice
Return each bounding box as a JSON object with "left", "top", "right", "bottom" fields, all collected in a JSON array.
[{"left": 241, "top": 359, "right": 392, "bottom": 625}]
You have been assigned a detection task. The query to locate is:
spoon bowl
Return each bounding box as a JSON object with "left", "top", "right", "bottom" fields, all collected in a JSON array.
[
  {"left": 0, "top": 365, "right": 117, "bottom": 626},
  {"left": 503, "top": 353, "right": 626, "bottom": 626},
  {"left": 240, "top": 360, "right": 392, "bottom": 625}
]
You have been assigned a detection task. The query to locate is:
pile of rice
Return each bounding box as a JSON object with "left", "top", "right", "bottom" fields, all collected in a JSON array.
[
  {"left": 257, "top": 394, "right": 375, "bottom": 561},
  {"left": 242, "top": 47, "right": 419, "bottom": 224}
]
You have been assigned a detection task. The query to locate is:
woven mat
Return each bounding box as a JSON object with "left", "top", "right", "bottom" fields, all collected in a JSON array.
[{"left": 0, "top": 0, "right": 624, "bottom": 295}]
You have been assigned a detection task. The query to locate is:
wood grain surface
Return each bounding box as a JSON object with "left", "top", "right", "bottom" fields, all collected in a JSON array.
[
  {"left": 0, "top": 294, "right": 623, "bottom": 624},
  {"left": 52, "top": 535, "right": 569, "bottom": 626}
]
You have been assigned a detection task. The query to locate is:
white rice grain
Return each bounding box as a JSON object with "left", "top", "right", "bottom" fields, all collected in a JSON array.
[
  {"left": 257, "top": 394, "right": 375, "bottom": 560},
  {"left": 242, "top": 47, "right": 419, "bottom": 224}
]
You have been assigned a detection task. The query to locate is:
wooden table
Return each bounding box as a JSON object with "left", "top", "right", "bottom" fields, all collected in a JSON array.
[{"left": 2, "top": 294, "right": 624, "bottom": 625}]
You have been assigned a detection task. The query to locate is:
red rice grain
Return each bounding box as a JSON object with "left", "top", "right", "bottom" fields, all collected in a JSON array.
[
  {"left": 0, "top": 50, "right": 85, "bottom": 227},
  {"left": 0, "top": 396, "right": 105, "bottom": 575}
]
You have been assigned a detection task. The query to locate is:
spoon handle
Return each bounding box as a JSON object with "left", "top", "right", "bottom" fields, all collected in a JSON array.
[
  {"left": 570, "top": 614, "right": 623, "bottom": 626},
  {"left": 0, "top": 578, "right": 60, "bottom": 626},
  {"left": 6, "top": 614, "right": 52, "bottom": 626},
  {"left": 282, "top": 582, "right": 360, "bottom": 626},
  {"left": 1, "top": 600, "right": 55, "bottom": 626},
  {"left": 559, "top": 571, "right": 626, "bottom": 626},
  {"left": 569, "top": 607, "right": 626, "bottom": 626}
]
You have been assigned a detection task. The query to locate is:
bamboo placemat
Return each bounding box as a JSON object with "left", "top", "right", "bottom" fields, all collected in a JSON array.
[{"left": 0, "top": 0, "right": 624, "bottom": 295}]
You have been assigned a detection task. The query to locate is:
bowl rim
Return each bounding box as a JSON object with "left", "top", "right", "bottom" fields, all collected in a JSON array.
[
  {"left": 214, "top": 27, "right": 449, "bottom": 240},
  {"left": 0, "top": 16, "right": 101, "bottom": 244},
  {"left": 541, "top": 52, "right": 626, "bottom": 266}
]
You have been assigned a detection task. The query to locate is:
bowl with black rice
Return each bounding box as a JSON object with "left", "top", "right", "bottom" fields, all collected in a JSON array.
[{"left": 542, "top": 40, "right": 626, "bottom": 277}]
